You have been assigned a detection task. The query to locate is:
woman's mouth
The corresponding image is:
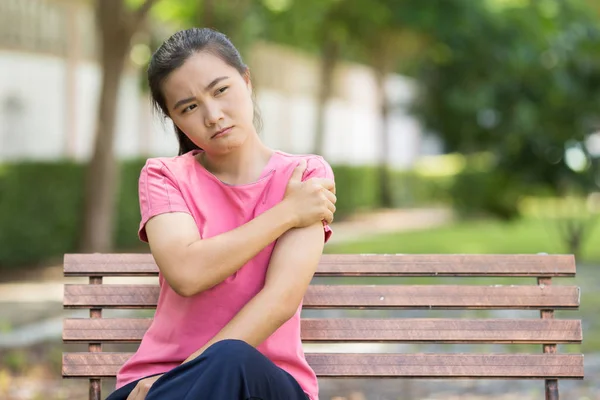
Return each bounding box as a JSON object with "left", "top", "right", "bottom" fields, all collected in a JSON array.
[{"left": 211, "top": 126, "right": 233, "bottom": 139}]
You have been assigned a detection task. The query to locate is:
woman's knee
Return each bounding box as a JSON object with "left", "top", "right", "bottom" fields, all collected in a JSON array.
[
  {"left": 204, "top": 339, "right": 261, "bottom": 366},
  {"left": 206, "top": 339, "right": 251, "bottom": 354}
]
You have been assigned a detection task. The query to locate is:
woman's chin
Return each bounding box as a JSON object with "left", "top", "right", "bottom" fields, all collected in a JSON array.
[{"left": 212, "top": 138, "right": 247, "bottom": 155}]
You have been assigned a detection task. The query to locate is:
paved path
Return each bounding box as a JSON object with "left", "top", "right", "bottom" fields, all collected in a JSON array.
[{"left": 327, "top": 207, "right": 453, "bottom": 244}]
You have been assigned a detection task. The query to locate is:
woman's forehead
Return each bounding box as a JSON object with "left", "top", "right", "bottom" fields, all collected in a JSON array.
[
  {"left": 170, "top": 52, "right": 234, "bottom": 84},
  {"left": 163, "top": 52, "right": 238, "bottom": 101}
]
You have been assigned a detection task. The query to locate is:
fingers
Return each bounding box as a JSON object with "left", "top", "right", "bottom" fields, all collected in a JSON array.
[
  {"left": 310, "top": 178, "right": 336, "bottom": 194},
  {"left": 327, "top": 199, "right": 336, "bottom": 215},
  {"left": 323, "top": 209, "right": 334, "bottom": 225},
  {"left": 127, "top": 381, "right": 152, "bottom": 400},
  {"left": 323, "top": 189, "right": 337, "bottom": 205},
  {"left": 289, "top": 159, "right": 307, "bottom": 182},
  {"left": 126, "top": 386, "right": 139, "bottom": 400},
  {"left": 320, "top": 189, "right": 336, "bottom": 225}
]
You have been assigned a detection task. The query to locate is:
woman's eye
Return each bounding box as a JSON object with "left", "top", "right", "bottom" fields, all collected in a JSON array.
[
  {"left": 216, "top": 86, "right": 228, "bottom": 95},
  {"left": 183, "top": 104, "right": 197, "bottom": 114}
]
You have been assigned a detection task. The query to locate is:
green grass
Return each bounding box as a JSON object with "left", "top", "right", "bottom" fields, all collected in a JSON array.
[{"left": 326, "top": 217, "right": 600, "bottom": 263}]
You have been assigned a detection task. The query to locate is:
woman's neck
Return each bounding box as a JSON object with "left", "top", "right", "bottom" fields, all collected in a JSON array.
[{"left": 200, "top": 136, "right": 274, "bottom": 185}]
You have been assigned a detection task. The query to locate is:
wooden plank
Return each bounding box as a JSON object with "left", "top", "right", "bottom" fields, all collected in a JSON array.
[
  {"left": 63, "top": 284, "right": 581, "bottom": 309},
  {"left": 64, "top": 254, "right": 576, "bottom": 277},
  {"left": 308, "top": 354, "right": 585, "bottom": 378},
  {"left": 63, "top": 318, "right": 151, "bottom": 342},
  {"left": 63, "top": 318, "right": 583, "bottom": 344},
  {"left": 62, "top": 353, "right": 584, "bottom": 379},
  {"left": 302, "top": 318, "right": 583, "bottom": 343}
]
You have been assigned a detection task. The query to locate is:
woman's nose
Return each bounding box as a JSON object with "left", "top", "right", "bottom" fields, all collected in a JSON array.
[{"left": 204, "top": 102, "right": 224, "bottom": 126}]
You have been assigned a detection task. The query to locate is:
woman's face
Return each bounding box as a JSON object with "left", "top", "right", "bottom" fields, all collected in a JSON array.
[{"left": 162, "top": 51, "right": 255, "bottom": 155}]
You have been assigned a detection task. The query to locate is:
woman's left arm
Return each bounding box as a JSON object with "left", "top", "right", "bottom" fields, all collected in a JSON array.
[{"left": 182, "top": 222, "right": 325, "bottom": 363}]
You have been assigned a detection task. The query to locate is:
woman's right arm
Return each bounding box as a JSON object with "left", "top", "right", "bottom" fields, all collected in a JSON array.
[{"left": 145, "top": 161, "right": 336, "bottom": 297}]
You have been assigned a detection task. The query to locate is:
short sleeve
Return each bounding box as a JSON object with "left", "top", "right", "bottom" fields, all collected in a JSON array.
[
  {"left": 138, "top": 159, "right": 192, "bottom": 242},
  {"left": 302, "top": 156, "right": 335, "bottom": 243}
]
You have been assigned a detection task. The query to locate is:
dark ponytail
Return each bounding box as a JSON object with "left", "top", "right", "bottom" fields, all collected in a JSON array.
[{"left": 173, "top": 126, "right": 200, "bottom": 155}]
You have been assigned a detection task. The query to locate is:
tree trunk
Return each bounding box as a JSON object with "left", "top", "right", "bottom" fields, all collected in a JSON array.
[
  {"left": 375, "top": 67, "right": 393, "bottom": 208},
  {"left": 201, "top": 0, "right": 215, "bottom": 27},
  {"left": 80, "top": 42, "right": 129, "bottom": 252},
  {"left": 558, "top": 216, "right": 598, "bottom": 261},
  {"left": 313, "top": 36, "right": 339, "bottom": 156},
  {"left": 80, "top": 0, "right": 156, "bottom": 252}
]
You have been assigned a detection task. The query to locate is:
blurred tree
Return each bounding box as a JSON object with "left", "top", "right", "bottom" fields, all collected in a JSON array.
[
  {"left": 80, "top": 0, "right": 159, "bottom": 252},
  {"left": 411, "top": 0, "right": 600, "bottom": 257},
  {"left": 356, "top": 2, "right": 406, "bottom": 208},
  {"left": 365, "top": 3, "right": 429, "bottom": 208},
  {"left": 262, "top": 0, "right": 430, "bottom": 205},
  {"left": 341, "top": 0, "right": 439, "bottom": 207},
  {"left": 150, "top": 0, "right": 263, "bottom": 58},
  {"left": 258, "top": 0, "right": 347, "bottom": 156},
  {"left": 196, "top": 0, "right": 261, "bottom": 56},
  {"left": 312, "top": 3, "right": 346, "bottom": 157}
]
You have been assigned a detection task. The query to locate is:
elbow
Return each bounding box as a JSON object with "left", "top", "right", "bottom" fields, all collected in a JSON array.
[
  {"left": 166, "top": 277, "right": 196, "bottom": 297},
  {"left": 171, "top": 278, "right": 213, "bottom": 297},
  {"left": 155, "top": 242, "right": 215, "bottom": 297},
  {"left": 165, "top": 264, "right": 211, "bottom": 298},
  {"left": 172, "top": 283, "right": 196, "bottom": 298}
]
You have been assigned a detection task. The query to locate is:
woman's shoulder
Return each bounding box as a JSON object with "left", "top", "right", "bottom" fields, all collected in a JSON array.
[
  {"left": 272, "top": 150, "right": 330, "bottom": 167},
  {"left": 272, "top": 150, "right": 334, "bottom": 179},
  {"left": 139, "top": 151, "right": 197, "bottom": 181}
]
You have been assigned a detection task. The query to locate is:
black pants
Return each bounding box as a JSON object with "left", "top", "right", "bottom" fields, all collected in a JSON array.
[{"left": 106, "top": 339, "right": 310, "bottom": 400}]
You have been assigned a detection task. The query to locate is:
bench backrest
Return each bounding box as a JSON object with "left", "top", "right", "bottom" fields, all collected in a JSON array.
[{"left": 62, "top": 253, "right": 583, "bottom": 400}]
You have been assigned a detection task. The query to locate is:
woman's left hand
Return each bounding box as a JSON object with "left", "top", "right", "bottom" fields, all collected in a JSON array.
[{"left": 126, "top": 374, "right": 164, "bottom": 400}]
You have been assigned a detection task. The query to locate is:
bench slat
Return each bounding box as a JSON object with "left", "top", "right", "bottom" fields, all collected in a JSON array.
[
  {"left": 64, "top": 254, "right": 576, "bottom": 277},
  {"left": 63, "top": 318, "right": 583, "bottom": 343},
  {"left": 63, "top": 284, "right": 580, "bottom": 309},
  {"left": 62, "top": 353, "right": 584, "bottom": 379}
]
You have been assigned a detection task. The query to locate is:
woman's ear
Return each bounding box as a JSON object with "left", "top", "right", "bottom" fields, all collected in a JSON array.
[{"left": 243, "top": 68, "right": 253, "bottom": 94}]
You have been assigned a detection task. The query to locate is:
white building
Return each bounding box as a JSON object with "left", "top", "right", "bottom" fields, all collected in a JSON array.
[{"left": 0, "top": 0, "right": 442, "bottom": 167}]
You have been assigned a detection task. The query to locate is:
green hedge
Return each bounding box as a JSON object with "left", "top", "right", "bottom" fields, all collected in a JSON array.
[
  {"left": 390, "top": 170, "right": 454, "bottom": 208},
  {"left": 115, "top": 159, "right": 148, "bottom": 249},
  {"left": 331, "top": 166, "right": 454, "bottom": 216},
  {"left": 0, "top": 160, "right": 449, "bottom": 268},
  {"left": 0, "top": 162, "right": 84, "bottom": 268},
  {"left": 330, "top": 165, "right": 382, "bottom": 218},
  {"left": 449, "top": 169, "right": 523, "bottom": 220},
  {"left": 0, "top": 160, "right": 146, "bottom": 268}
]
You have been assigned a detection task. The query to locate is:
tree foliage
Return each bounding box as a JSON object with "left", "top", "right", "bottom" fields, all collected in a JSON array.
[{"left": 411, "top": 0, "right": 600, "bottom": 195}]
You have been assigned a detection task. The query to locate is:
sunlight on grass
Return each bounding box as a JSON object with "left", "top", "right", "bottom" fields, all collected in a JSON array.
[
  {"left": 326, "top": 217, "right": 600, "bottom": 262},
  {"left": 520, "top": 195, "right": 600, "bottom": 218},
  {"left": 413, "top": 151, "right": 493, "bottom": 177}
]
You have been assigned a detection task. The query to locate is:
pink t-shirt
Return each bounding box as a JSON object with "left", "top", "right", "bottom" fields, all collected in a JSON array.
[{"left": 115, "top": 149, "right": 334, "bottom": 400}]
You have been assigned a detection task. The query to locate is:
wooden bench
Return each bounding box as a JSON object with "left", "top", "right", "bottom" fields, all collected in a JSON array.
[{"left": 62, "top": 253, "right": 584, "bottom": 400}]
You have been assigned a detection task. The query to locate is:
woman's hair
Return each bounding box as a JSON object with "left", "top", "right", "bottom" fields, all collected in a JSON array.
[{"left": 147, "top": 27, "right": 262, "bottom": 155}]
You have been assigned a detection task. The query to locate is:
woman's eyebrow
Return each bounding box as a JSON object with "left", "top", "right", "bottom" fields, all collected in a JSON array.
[
  {"left": 173, "top": 96, "right": 196, "bottom": 111},
  {"left": 172, "top": 77, "right": 229, "bottom": 111},
  {"left": 205, "top": 76, "right": 229, "bottom": 91}
]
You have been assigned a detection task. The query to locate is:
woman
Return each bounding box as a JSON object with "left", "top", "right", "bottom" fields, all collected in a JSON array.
[{"left": 106, "top": 27, "right": 336, "bottom": 400}]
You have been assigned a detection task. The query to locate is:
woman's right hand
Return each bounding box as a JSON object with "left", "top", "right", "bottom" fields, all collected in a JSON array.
[
  {"left": 283, "top": 160, "right": 336, "bottom": 228},
  {"left": 126, "top": 374, "right": 163, "bottom": 400}
]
